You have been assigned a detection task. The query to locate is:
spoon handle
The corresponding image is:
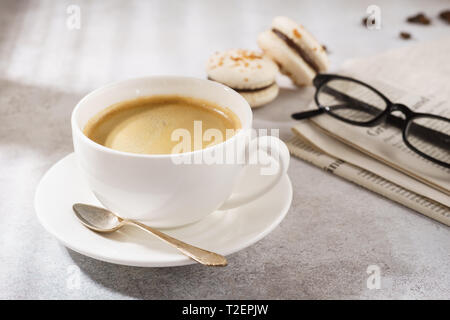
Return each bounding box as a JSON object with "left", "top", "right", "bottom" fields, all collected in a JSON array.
[{"left": 126, "top": 219, "right": 227, "bottom": 266}]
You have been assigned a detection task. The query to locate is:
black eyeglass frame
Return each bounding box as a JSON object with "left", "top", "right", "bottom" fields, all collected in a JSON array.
[{"left": 292, "top": 73, "right": 450, "bottom": 169}]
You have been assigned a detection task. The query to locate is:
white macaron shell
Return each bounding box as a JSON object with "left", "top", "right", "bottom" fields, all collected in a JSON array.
[
  {"left": 258, "top": 30, "right": 316, "bottom": 86},
  {"left": 206, "top": 49, "right": 278, "bottom": 90},
  {"left": 271, "top": 16, "right": 328, "bottom": 72},
  {"left": 239, "top": 83, "right": 279, "bottom": 108}
]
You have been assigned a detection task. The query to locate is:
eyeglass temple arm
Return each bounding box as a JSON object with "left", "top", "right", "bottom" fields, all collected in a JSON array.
[
  {"left": 322, "top": 86, "right": 380, "bottom": 114},
  {"left": 291, "top": 108, "right": 325, "bottom": 120},
  {"left": 291, "top": 85, "right": 383, "bottom": 120},
  {"left": 379, "top": 106, "right": 449, "bottom": 149},
  {"left": 406, "top": 121, "right": 450, "bottom": 149},
  {"left": 292, "top": 103, "right": 379, "bottom": 121}
]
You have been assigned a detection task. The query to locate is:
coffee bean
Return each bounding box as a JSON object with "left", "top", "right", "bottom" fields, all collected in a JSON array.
[
  {"left": 439, "top": 10, "right": 450, "bottom": 24},
  {"left": 407, "top": 13, "right": 431, "bottom": 25},
  {"left": 399, "top": 32, "right": 412, "bottom": 40}
]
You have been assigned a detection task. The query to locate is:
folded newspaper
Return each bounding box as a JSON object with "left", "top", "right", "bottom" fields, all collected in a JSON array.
[{"left": 287, "top": 38, "right": 450, "bottom": 226}]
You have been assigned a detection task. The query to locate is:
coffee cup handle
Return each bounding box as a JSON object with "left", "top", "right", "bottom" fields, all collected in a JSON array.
[{"left": 218, "top": 136, "right": 290, "bottom": 210}]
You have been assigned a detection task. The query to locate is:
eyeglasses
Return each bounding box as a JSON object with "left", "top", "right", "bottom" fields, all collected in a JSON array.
[{"left": 291, "top": 74, "right": 450, "bottom": 168}]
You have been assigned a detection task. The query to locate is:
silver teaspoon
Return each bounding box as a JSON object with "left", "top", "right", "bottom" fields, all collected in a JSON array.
[{"left": 72, "top": 203, "right": 227, "bottom": 267}]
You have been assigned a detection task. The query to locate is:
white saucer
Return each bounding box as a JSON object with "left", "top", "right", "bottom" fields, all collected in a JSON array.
[{"left": 35, "top": 153, "right": 292, "bottom": 267}]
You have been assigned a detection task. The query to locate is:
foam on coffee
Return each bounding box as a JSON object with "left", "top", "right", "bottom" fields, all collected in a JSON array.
[{"left": 83, "top": 95, "right": 241, "bottom": 155}]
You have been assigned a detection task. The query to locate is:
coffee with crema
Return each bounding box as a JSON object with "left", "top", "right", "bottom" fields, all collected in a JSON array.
[{"left": 83, "top": 95, "right": 241, "bottom": 155}]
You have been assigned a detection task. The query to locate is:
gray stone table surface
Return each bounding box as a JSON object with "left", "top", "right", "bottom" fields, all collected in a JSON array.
[{"left": 1, "top": 0, "right": 449, "bottom": 299}]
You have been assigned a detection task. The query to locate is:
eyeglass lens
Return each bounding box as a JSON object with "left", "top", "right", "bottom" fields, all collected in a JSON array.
[
  {"left": 406, "top": 116, "right": 450, "bottom": 165},
  {"left": 317, "top": 79, "right": 386, "bottom": 123}
]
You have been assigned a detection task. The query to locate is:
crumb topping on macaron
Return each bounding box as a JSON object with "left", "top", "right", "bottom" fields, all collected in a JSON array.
[
  {"left": 206, "top": 49, "right": 280, "bottom": 108},
  {"left": 206, "top": 49, "right": 278, "bottom": 90}
]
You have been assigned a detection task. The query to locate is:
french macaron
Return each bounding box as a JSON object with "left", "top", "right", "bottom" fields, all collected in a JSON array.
[
  {"left": 257, "top": 16, "right": 329, "bottom": 86},
  {"left": 206, "top": 49, "right": 279, "bottom": 108}
]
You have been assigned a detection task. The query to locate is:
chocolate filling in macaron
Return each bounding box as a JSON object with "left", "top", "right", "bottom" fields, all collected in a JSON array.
[
  {"left": 271, "top": 28, "right": 320, "bottom": 73},
  {"left": 208, "top": 77, "right": 275, "bottom": 93}
]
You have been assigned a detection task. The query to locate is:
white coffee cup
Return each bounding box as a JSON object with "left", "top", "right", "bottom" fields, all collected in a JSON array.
[{"left": 72, "top": 76, "right": 290, "bottom": 228}]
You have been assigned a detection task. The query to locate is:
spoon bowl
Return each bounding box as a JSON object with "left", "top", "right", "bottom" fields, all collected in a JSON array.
[{"left": 73, "top": 204, "right": 124, "bottom": 232}]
